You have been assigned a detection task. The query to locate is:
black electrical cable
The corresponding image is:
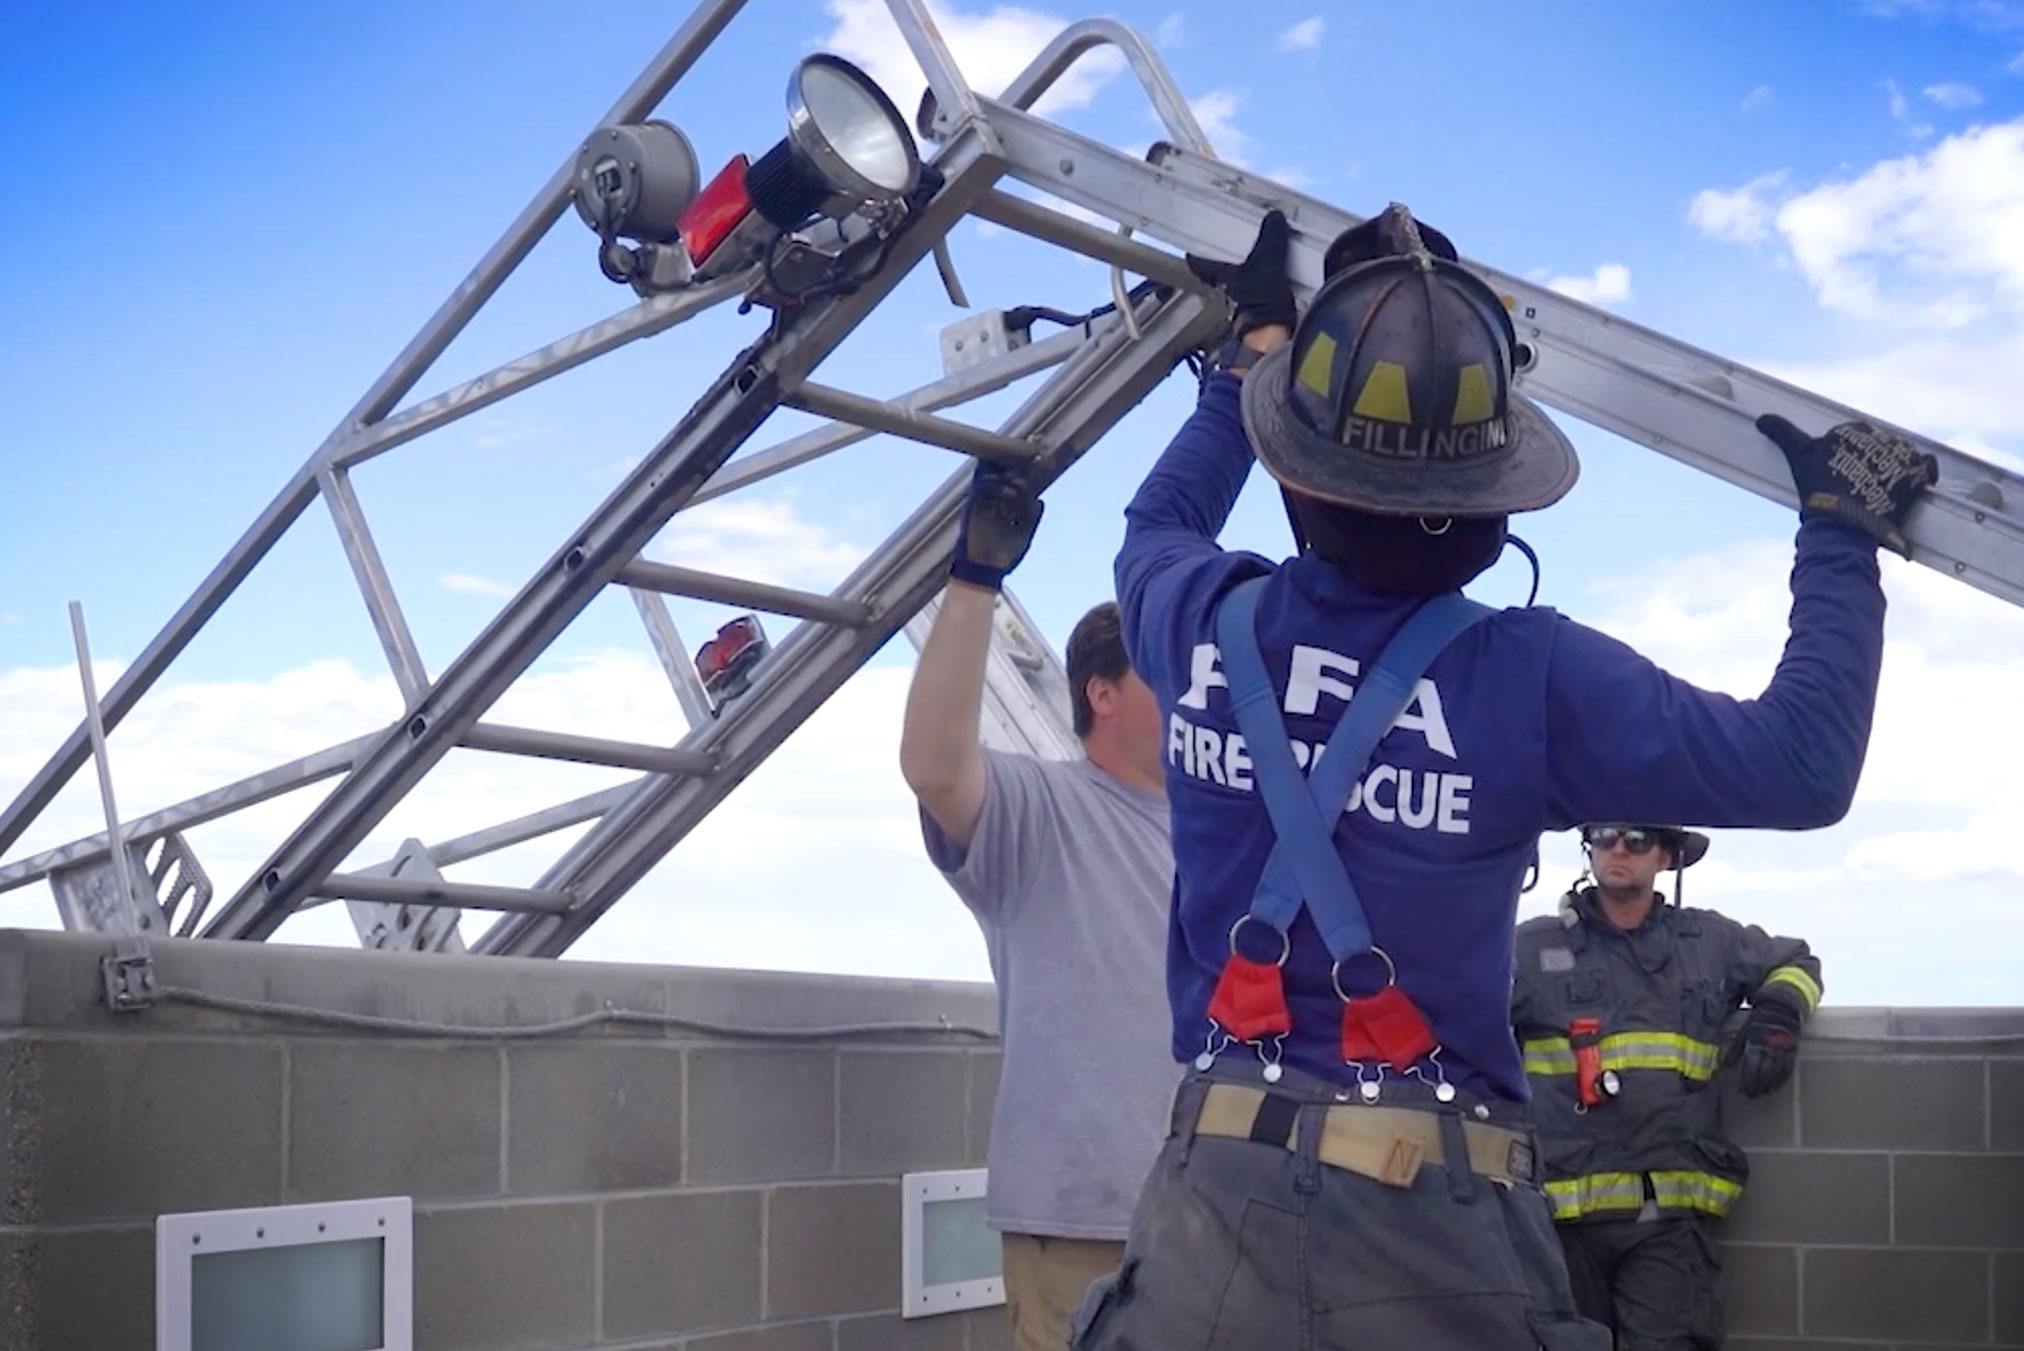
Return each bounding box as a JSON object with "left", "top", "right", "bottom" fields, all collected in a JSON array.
[{"left": 1506, "top": 533, "right": 1543, "bottom": 606}]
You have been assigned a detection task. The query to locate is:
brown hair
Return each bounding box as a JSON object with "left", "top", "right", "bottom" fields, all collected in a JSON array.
[{"left": 1065, "top": 601, "right": 1131, "bottom": 739}]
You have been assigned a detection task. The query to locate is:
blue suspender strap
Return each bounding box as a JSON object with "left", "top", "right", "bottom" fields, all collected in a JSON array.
[
  {"left": 1214, "top": 577, "right": 1493, "bottom": 963},
  {"left": 1214, "top": 578, "right": 1344, "bottom": 941}
]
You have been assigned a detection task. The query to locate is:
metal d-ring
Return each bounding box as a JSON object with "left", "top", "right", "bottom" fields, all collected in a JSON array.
[
  {"left": 1329, "top": 945, "right": 1398, "bottom": 1002},
  {"left": 1229, "top": 914, "right": 1291, "bottom": 966}
]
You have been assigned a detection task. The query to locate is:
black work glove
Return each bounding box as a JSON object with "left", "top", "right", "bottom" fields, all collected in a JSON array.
[
  {"left": 1186, "top": 208, "right": 1297, "bottom": 337},
  {"left": 1725, "top": 989, "right": 1805, "bottom": 1098},
  {"left": 949, "top": 460, "right": 1043, "bottom": 591},
  {"left": 1756, "top": 414, "right": 1939, "bottom": 560}
]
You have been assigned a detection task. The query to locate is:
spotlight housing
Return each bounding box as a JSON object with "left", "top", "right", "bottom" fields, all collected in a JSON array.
[
  {"left": 745, "top": 54, "right": 921, "bottom": 230},
  {"left": 571, "top": 120, "right": 701, "bottom": 245}
]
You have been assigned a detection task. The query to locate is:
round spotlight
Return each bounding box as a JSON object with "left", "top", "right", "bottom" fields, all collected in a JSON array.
[
  {"left": 572, "top": 120, "right": 701, "bottom": 245},
  {"left": 745, "top": 54, "right": 921, "bottom": 230}
]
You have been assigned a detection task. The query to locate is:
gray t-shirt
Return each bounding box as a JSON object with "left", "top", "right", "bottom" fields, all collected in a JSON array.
[{"left": 921, "top": 750, "right": 1178, "bottom": 1240}]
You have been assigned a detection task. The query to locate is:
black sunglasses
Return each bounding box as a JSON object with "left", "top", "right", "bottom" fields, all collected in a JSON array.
[{"left": 1583, "top": 825, "right": 1666, "bottom": 855}]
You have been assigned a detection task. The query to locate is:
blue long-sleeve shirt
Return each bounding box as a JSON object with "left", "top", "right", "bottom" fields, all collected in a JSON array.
[{"left": 1115, "top": 373, "right": 1885, "bottom": 1103}]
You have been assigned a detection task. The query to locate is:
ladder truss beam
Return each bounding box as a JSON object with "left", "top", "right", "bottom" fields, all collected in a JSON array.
[
  {"left": 462, "top": 723, "right": 716, "bottom": 777},
  {"left": 0, "top": 733, "right": 376, "bottom": 896},
  {"left": 474, "top": 283, "right": 1223, "bottom": 957},
  {"left": 689, "top": 317, "right": 1102, "bottom": 506},
  {"left": 197, "top": 127, "right": 1008, "bottom": 943},
  {"left": 780, "top": 379, "right": 1047, "bottom": 466},
  {"left": 312, "top": 873, "right": 575, "bottom": 916},
  {"left": 0, "top": 0, "right": 756, "bottom": 868},
  {"left": 330, "top": 277, "right": 751, "bottom": 472},
  {"left": 615, "top": 561, "right": 875, "bottom": 627}
]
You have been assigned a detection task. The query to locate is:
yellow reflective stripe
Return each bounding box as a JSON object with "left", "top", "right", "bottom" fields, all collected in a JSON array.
[
  {"left": 1649, "top": 1170, "right": 1744, "bottom": 1217},
  {"left": 1763, "top": 965, "right": 1822, "bottom": 1011},
  {"left": 1543, "top": 1172, "right": 1644, "bottom": 1220},
  {"left": 1544, "top": 1171, "right": 1743, "bottom": 1220},
  {"left": 1519, "top": 1032, "right": 1720, "bottom": 1082},
  {"left": 1604, "top": 1032, "right": 1720, "bottom": 1082}
]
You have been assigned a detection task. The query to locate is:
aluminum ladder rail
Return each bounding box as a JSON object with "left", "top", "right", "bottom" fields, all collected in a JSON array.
[{"left": 948, "top": 83, "right": 2023, "bottom": 607}]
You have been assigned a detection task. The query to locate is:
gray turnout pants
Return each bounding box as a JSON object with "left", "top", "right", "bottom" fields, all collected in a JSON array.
[
  {"left": 1560, "top": 1214, "right": 1725, "bottom": 1350},
  {"left": 1070, "top": 1061, "right": 1611, "bottom": 1350}
]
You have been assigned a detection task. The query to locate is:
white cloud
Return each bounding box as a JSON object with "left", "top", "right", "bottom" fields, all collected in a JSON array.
[
  {"left": 1764, "top": 334, "right": 2024, "bottom": 457},
  {"left": 819, "top": 0, "right": 1124, "bottom": 120},
  {"left": 1692, "top": 117, "right": 2024, "bottom": 462},
  {"left": 651, "top": 496, "right": 867, "bottom": 590},
  {"left": 1687, "top": 173, "right": 1786, "bottom": 242},
  {"left": 440, "top": 573, "right": 514, "bottom": 599},
  {"left": 0, "top": 652, "right": 990, "bottom": 981},
  {"left": 1, "top": 614, "right": 19, "bottom": 626},
  {"left": 1741, "top": 84, "right": 1775, "bottom": 114},
  {"left": 1545, "top": 262, "right": 1632, "bottom": 306},
  {"left": 1278, "top": 17, "right": 1325, "bottom": 50},
  {"left": 1188, "top": 89, "right": 1254, "bottom": 166},
  {"left": 1153, "top": 13, "right": 1186, "bottom": 48},
  {"left": 1925, "top": 80, "right": 1984, "bottom": 107},
  {"left": 1695, "top": 119, "right": 2024, "bottom": 324},
  {"left": 1884, "top": 78, "right": 1936, "bottom": 138}
]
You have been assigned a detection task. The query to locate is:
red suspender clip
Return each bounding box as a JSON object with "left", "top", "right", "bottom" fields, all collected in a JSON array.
[{"left": 1202, "top": 917, "right": 1293, "bottom": 1081}]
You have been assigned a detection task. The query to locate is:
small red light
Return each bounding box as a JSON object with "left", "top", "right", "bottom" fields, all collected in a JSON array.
[{"left": 680, "top": 155, "right": 753, "bottom": 265}]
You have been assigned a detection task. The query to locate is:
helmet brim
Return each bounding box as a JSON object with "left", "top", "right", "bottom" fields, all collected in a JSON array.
[{"left": 1239, "top": 342, "right": 1581, "bottom": 517}]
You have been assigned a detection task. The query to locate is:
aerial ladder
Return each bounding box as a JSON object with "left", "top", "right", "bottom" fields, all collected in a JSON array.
[{"left": 2, "top": 0, "right": 2019, "bottom": 1001}]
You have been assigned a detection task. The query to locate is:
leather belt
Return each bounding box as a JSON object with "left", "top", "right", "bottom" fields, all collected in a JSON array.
[{"left": 1183, "top": 1082, "right": 1537, "bottom": 1190}]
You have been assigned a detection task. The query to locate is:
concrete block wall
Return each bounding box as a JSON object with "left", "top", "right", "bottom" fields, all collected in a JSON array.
[
  {"left": 2, "top": 929, "right": 2021, "bottom": 1348},
  {"left": 1719, "top": 1009, "right": 2024, "bottom": 1349},
  {"left": 0, "top": 930, "right": 1009, "bottom": 1351}
]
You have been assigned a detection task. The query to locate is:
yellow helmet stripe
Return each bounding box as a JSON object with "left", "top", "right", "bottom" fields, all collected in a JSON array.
[{"left": 1352, "top": 361, "right": 1413, "bottom": 422}]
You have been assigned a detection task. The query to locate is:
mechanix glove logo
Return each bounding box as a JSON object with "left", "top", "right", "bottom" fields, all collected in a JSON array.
[
  {"left": 1824, "top": 423, "right": 1936, "bottom": 517},
  {"left": 1756, "top": 413, "right": 1941, "bottom": 559}
]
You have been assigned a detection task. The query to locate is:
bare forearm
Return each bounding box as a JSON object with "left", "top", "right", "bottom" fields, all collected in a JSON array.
[{"left": 899, "top": 581, "right": 997, "bottom": 840}]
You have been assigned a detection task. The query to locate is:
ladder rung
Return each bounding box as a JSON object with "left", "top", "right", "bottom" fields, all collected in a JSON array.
[
  {"left": 616, "top": 560, "right": 874, "bottom": 627},
  {"left": 973, "top": 188, "right": 1201, "bottom": 291},
  {"left": 463, "top": 723, "right": 714, "bottom": 775},
  {"left": 311, "top": 872, "right": 574, "bottom": 914},
  {"left": 782, "top": 380, "right": 1044, "bottom": 466}
]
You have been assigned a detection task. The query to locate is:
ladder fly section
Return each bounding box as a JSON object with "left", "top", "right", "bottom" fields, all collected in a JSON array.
[{"left": 3, "top": 0, "right": 2020, "bottom": 970}]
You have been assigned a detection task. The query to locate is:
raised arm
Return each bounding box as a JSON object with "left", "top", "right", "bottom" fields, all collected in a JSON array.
[
  {"left": 1116, "top": 211, "right": 1298, "bottom": 678},
  {"left": 900, "top": 463, "right": 1042, "bottom": 849},
  {"left": 1543, "top": 415, "right": 1939, "bottom": 833},
  {"left": 899, "top": 581, "right": 999, "bottom": 848}
]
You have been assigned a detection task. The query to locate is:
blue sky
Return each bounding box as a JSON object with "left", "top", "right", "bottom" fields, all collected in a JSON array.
[{"left": 4, "top": 0, "right": 2024, "bottom": 1002}]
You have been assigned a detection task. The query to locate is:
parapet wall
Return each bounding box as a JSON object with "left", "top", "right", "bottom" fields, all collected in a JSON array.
[
  {"left": 1718, "top": 1006, "right": 2024, "bottom": 1349},
  {"left": 0, "top": 929, "right": 2018, "bottom": 1349}
]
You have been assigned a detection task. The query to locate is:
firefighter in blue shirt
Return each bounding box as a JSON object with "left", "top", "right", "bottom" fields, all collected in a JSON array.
[
  {"left": 1514, "top": 823, "right": 1820, "bottom": 1349},
  {"left": 1047, "top": 206, "right": 1936, "bottom": 1348}
]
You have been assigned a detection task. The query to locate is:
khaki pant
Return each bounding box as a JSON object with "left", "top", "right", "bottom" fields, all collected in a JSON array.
[{"left": 1002, "top": 1232, "right": 1125, "bottom": 1351}]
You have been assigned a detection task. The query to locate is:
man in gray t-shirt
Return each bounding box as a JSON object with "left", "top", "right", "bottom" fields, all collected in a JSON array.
[{"left": 900, "top": 463, "right": 1176, "bottom": 1351}]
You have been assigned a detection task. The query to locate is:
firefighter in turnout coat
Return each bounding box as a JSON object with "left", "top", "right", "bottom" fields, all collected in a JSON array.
[{"left": 1512, "top": 823, "right": 1822, "bottom": 1349}]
